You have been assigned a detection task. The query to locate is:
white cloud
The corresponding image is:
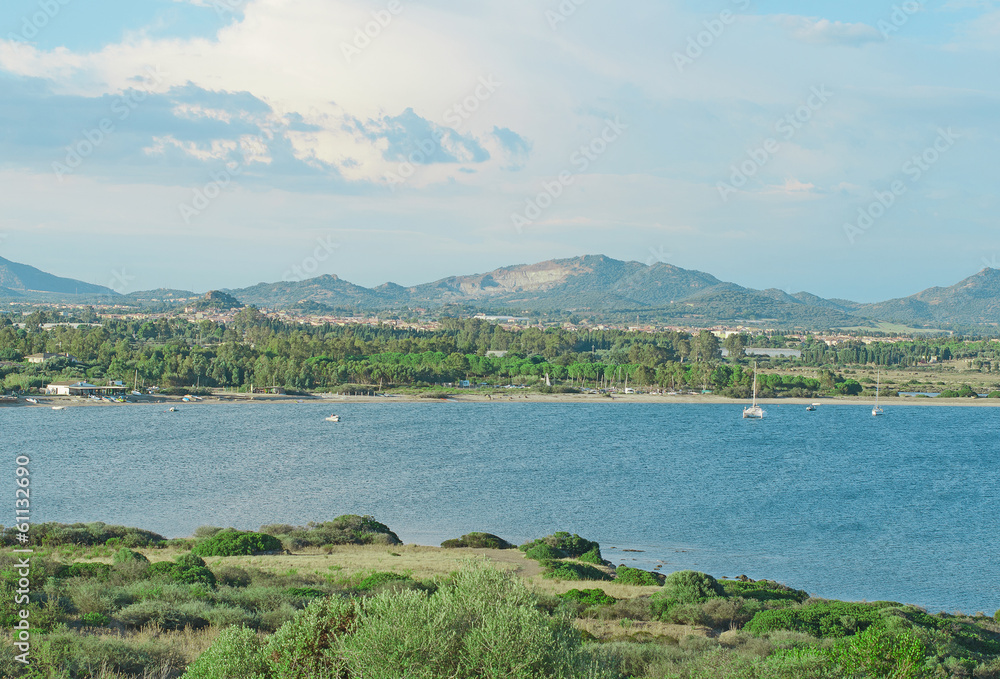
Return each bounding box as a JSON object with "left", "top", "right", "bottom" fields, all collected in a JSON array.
[{"left": 775, "top": 16, "right": 883, "bottom": 46}]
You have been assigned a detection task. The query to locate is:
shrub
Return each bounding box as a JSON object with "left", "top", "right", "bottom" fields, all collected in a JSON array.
[
  {"left": 540, "top": 560, "right": 611, "bottom": 582},
  {"left": 265, "top": 564, "right": 617, "bottom": 678},
  {"left": 54, "top": 562, "right": 112, "bottom": 580},
  {"left": 260, "top": 515, "right": 401, "bottom": 548},
  {"left": 615, "top": 566, "right": 663, "bottom": 587},
  {"left": 829, "top": 622, "right": 928, "bottom": 679},
  {"left": 192, "top": 530, "right": 283, "bottom": 557},
  {"left": 721, "top": 579, "right": 809, "bottom": 604},
  {"left": 11, "top": 522, "right": 165, "bottom": 548},
  {"left": 524, "top": 543, "right": 560, "bottom": 561},
  {"left": 146, "top": 555, "right": 217, "bottom": 587},
  {"left": 80, "top": 611, "right": 109, "bottom": 626},
  {"left": 183, "top": 626, "right": 273, "bottom": 679},
  {"left": 560, "top": 588, "right": 617, "bottom": 607},
  {"left": 651, "top": 571, "right": 725, "bottom": 620},
  {"left": 112, "top": 548, "right": 149, "bottom": 565},
  {"left": 520, "top": 532, "right": 602, "bottom": 560},
  {"left": 117, "top": 599, "right": 211, "bottom": 630},
  {"left": 356, "top": 572, "right": 412, "bottom": 591},
  {"left": 193, "top": 525, "right": 225, "bottom": 539},
  {"left": 578, "top": 547, "right": 604, "bottom": 564},
  {"left": 440, "top": 532, "right": 514, "bottom": 549},
  {"left": 29, "top": 628, "right": 182, "bottom": 678},
  {"left": 744, "top": 600, "right": 898, "bottom": 638},
  {"left": 215, "top": 566, "right": 253, "bottom": 588},
  {"left": 266, "top": 596, "right": 355, "bottom": 679}
]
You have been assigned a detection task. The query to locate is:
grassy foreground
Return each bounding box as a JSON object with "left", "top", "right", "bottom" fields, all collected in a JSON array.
[{"left": 2, "top": 521, "right": 999, "bottom": 678}]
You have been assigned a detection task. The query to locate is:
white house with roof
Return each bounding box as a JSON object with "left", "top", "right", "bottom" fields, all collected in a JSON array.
[{"left": 45, "top": 381, "right": 127, "bottom": 397}]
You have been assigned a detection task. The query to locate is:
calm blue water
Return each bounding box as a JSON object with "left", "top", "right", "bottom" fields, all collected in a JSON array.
[{"left": 3, "top": 402, "right": 999, "bottom": 614}]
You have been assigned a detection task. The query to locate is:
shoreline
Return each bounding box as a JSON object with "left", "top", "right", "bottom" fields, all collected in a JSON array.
[{"left": 5, "top": 392, "right": 1000, "bottom": 408}]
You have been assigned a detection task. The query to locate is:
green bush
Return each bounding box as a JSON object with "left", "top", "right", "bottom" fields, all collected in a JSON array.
[
  {"left": 540, "top": 560, "right": 611, "bottom": 582},
  {"left": 214, "top": 565, "right": 252, "bottom": 588},
  {"left": 440, "top": 532, "right": 514, "bottom": 549},
  {"left": 6, "top": 522, "right": 165, "bottom": 548},
  {"left": 744, "top": 600, "right": 899, "bottom": 638},
  {"left": 192, "top": 529, "right": 283, "bottom": 557},
  {"left": 183, "top": 626, "right": 273, "bottom": 679},
  {"left": 829, "top": 622, "right": 928, "bottom": 679},
  {"left": 520, "top": 532, "right": 602, "bottom": 561},
  {"left": 720, "top": 578, "right": 809, "bottom": 603},
  {"left": 356, "top": 572, "right": 412, "bottom": 591},
  {"left": 28, "top": 628, "right": 181, "bottom": 678},
  {"left": 560, "top": 588, "right": 617, "bottom": 607},
  {"left": 615, "top": 566, "right": 663, "bottom": 587},
  {"left": 263, "top": 564, "right": 617, "bottom": 678},
  {"left": 651, "top": 571, "right": 725, "bottom": 620},
  {"left": 112, "top": 548, "right": 150, "bottom": 565},
  {"left": 259, "top": 515, "right": 401, "bottom": 548},
  {"left": 266, "top": 596, "right": 354, "bottom": 679},
  {"left": 117, "top": 599, "right": 211, "bottom": 630},
  {"left": 524, "top": 543, "right": 560, "bottom": 561},
  {"left": 54, "top": 562, "right": 112, "bottom": 580},
  {"left": 659, "top": 571, "right": 725, "bottom": 603},
  {"left": 80, "top": 611, "right": 109, "bottom": 626},
  {"left": 146, "top": 555, "right": 217, "bottom": 587},
  {"left": 578, "top": 547, "right": 604, "bottom": 564}
]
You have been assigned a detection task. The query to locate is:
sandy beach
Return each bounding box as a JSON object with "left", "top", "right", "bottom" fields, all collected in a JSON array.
[{"left": 5, "top": 392, "right": 1000, "bottom": 408}]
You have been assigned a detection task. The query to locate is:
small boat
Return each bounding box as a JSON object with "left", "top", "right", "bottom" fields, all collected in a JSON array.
[
  {"left": 325, "top": 414, "right": 341, "bottom": 422},
  {"left": 25, "top": 398, "right": 38, "bottom": 404},
  {"left": 52, "top": 406, "right": 65, "bottom": 410},
  {"left": 168, "top": 407, "right": 178, "bottom": 412},
  {"left": 743, "top": 362, "right": 765, "bottom": 419},
  {"left": 806, "top": 405, "right": 816, "bottom": 411},
  {"left": 872, "top": 367, "right": 884, "bottom": 417}
]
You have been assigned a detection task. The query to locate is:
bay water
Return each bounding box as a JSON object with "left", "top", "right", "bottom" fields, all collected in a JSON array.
[{"left": 5, "top": 401, "right": 998, "bottom": 614}]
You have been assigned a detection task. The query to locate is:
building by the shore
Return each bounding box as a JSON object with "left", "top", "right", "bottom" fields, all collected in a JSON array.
[{"left": 45, "top": 381, "right": 128, "bottom": 397}]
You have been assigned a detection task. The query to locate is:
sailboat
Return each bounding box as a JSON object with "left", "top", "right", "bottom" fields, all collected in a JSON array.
[
  {"left": 743, "top": 362, "right": 765, "bottom": 419},
  {"left": 872, "top": 367, "right": 884, "bottom": 417}
]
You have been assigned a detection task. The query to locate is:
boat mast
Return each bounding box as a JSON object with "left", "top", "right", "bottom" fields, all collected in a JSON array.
[{"left": 751, "top": 362, "right": 758, "bottom": 407}]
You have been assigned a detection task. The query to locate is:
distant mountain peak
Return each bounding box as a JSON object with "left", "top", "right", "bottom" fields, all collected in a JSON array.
[{"left": 0, "top": 256, "right": 116, "bottom": 296}]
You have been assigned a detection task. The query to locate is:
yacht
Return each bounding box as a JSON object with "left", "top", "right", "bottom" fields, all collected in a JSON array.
[
  {"left": 872, "top": 368, "right": 884, "bottom": 417},
  {"left": 743, "top": 362, "right": 765, "bottom": 419}
]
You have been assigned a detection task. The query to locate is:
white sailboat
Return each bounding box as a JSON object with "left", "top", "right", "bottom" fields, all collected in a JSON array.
[
  {"left": 743, "top": 362, "right": 765, "bottom": 419},
  {"left": 872, "top": 367, "right": 884, "bottom": 417}
]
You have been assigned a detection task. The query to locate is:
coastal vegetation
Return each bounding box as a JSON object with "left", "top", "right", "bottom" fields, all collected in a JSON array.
[
  {"left": 3, "top": 521, "right": 999, "bottom": 678},
  {"left": 3, "top": 313, "right": 1000, "bottom": 399}
]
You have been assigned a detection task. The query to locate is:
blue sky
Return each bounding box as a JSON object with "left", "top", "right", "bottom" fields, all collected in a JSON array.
[{"left": 1, "top": 0, "right": 998, "bottom": 302}]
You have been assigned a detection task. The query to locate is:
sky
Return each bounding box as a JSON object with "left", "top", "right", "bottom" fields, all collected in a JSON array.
[{"left": 0, "top": 0, "right": 998, "bottom": 302}]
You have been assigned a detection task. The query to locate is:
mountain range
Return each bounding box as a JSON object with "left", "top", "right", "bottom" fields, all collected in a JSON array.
[{"left": 3, "top": 254, "right": 1000, "bottom": 330}]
